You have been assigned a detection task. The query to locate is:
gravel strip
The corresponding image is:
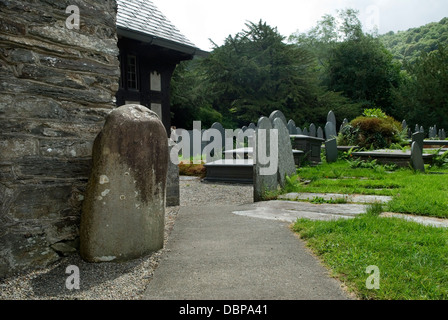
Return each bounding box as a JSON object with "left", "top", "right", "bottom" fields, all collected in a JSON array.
[{"left": 0, "top": 177, "right": 253, "bottom": 300}]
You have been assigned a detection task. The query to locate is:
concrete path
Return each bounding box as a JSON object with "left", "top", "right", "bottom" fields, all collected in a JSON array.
[{"left": 144, "top": 204, "right": 352, "bottom": 300}]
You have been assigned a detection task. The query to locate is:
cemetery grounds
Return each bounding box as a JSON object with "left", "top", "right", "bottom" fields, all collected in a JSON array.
[{"left": 284, "top": 153, "right": 448, "bottom": 300}]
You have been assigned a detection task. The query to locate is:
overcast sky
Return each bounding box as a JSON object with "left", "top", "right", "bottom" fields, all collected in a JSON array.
[{"left": 153, "top": 0, "right": 448, "bottom": 51}]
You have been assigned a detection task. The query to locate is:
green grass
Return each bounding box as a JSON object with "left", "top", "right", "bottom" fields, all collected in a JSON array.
[
  {"left": 292, "top": 214, "right": 448, "bottom": 300},
  {"left": 286, "top": 160, "right": 448, "bottom": 218}
]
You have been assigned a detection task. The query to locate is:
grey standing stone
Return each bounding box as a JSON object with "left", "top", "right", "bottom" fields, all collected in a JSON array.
[
  {"left": 412, "top": 132, "right": 424, "bottom": 154},
  {"left": 309, "top": 123, "right": 316, "bottom": 137},
  {"left": 441, "top": 129, "right": 446, "bottom": 140},
  {"left": 415, "top": 124, "right": 420, "bottom": 133},
  {"left": 269, "top": 110, "right": 287, "bottom": 126},
  {"left": 325, "top": 138, "right": 338, "bottom": 163},
  {"left": 317, "top": 127, "right": 324, "bottom": 139},
  {"left": 402, "top": 120, "right": 407, "bottom": 130},
  {"left": 420, "top": 126, "right": 424, "bottom": 134},
  {"left": 303, "top": 127, "right": 309, "bottom": 136},
  {"left": 80, "top": 105, "right": 168, "bottom": 263},
  {"left": 327, "top": 110, "right": 336, "bottom": 131},
  {"left": 296, "top": 127, "right": 303, "bottom": 135},
  {"left": 211, "top": 122, "right": 225, "bottom": 153},
  {"left": 273, "top": 117, "right": 296, "bottom": 188},
  {"left": 167, "top": 137, "right": 180, "bottom": 207},
  {"left": 410, "top": 141, "right": 425, "bottom": 173},
  {"left": 248, "top": 123, "right": 257, "bottom": 131},
  {"left": 325, "top": 121, "right": 337, "bottom": 140},
  {"left": 287, "top": 119, "right": 297, "bottom": 135},
  {"left": 254, "top": 117, "right": 278, "bottom": 202}
]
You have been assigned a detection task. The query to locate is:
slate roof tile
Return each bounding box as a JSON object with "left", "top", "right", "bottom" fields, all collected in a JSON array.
[{"left": 116, "top": 0, "right": 197, "bottom": 48}]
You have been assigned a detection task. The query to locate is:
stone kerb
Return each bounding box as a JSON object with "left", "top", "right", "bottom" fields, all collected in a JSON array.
[{"left": 80, "top": 105, "right": 168, "bottom": 263}]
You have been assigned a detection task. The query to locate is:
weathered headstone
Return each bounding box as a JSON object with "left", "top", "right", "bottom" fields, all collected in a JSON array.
[
  {"left": 317, "top": 127, "right": 324, "bottom": 139},
  {"left": 309, "top": 123, "right": 317, "bottom": 137},
  {"left": 325, "top": 121, "right": 337, "bottom": 140},
  {"left": 412, "top": 132, "right": 424, "bottom": 154},
  {"left": 420, "top": 126, "right": 424, "bottom": 134},
  {"left": 273, "top": 117, "right": 296, "bottom": 188},
  {"left": 287, "top": 119, "right": 297, "bottom": 135},
  {"left": 441, "top": 129, "right": 446, "bottom": 140},
  {"left": 402, "top": 120, "right": 407, "bottom": 130},
  {"left": 269, "top": 110, "right": 287, "bottom": 126},
  {"left": 410, "top": 141, "right": 425, "bottom": 173},
  {"left": 254, "top": 117, "right": 278, "bottom": 202},
  {"left": 167, "top": 136, "right": 180, "bottom": 206},
  {"left": 80, "top": 105, "right": 168, "bottom": 263},
  {"left": 248, "top": 123, "right": 257, "bottom": 131},
  {"left": 415, "top": 124, "right": 419, "bottom": 133},
  {"left": 327, "top": 110, "right": 337, "bottom": 133},
  {"left": 325, "top": 138, "right": 338, "bottom": 163},
  {"left": 296, "top": 127, "right": 303, "bottom": 135},
  {"left": 303, "top": 127, "right": 309, "bottom": 136},
  {"left": 211, "top": 122, "right": 225, "bottom": 153}
]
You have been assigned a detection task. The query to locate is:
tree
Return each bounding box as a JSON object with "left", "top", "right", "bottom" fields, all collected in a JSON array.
[
  {"left": 203, "top": 20, "right": 326, "bottom": 126},
  {"left": 393, "top": 45, "right": 448, "bottom": 131},
  {"left": 326, "top": 33, "right": 402, "bottom": 115}
]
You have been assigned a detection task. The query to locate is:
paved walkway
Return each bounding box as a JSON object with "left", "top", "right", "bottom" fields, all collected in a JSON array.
[{"left": 143, "top": 203, "right": 352, "bottom": 300}]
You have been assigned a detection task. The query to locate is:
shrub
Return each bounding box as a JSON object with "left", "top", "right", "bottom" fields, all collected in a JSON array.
[{"left": 337, "top": 109, "right": 405, "bottom": 149}]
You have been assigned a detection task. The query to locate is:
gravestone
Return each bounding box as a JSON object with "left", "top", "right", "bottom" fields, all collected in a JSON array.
[
  {"left": 167, "top": 136, "right": 180, "bottom": 206},
  {"left": 327, "top": 110, "right": 337, "bottom": 132},
  {"left": 269, "top": 110, "right": 287, "bottom": 126},
  {"left": 253, "top": 117, "right": 278, "bottom": 202},
  {"left": 273, "top": 117, "right": 296, "bottom": 188},
  {"left": 325, "top": 138, "right": 338, "bottom": 163},
  {"left": 420, "top": 126, "right": 424, "bottom": 134},
  {"left": 410, "top": 141, "right": 425, "bottom": 173},
  {"left": 287, "top": 119, "right": 297, "bottom": 134},
  {"left": 80, "top": 105, "right": 168, "bottom": 263},
  {"left": 303, "top": 127, "right": 309, "bottom": 136},
  {"left": 415, "top": 124, "right": 419, "bottom": 133},
  {"left": 412, "top": 132, "right": 424, "bottom": 154},
  {"left": 296, "top": 127, "right": 303, "bottom": 135},
  {"left": 325, "top": 121, "right": 337, "bottom": 140},
  {"left": 441, "top": 129, "right": 446, "bottom": 140},
  {"left": 402, "top": 120, "right": 407, "bottom": 130},
  {"left": 248, "top": 123, "right": 257, "bottom": 131},
  {"left": 309, "top": 123, "right": 317, "bottom": 137},
  {"left": 317, "top": 127, "right": 324, "bottom": 139},
  {"left": 211, "top": 122, "right": 225, "bottom": 153}
]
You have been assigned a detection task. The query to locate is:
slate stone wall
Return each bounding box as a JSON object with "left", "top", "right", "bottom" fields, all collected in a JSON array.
[{"left": 0, "top": 0, "right": 120, "bottom": 277}]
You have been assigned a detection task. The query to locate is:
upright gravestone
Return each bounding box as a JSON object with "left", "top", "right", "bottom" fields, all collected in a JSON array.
[
  {"left": 248, "top": 123, "right": 257, "bottom": 131},
  {"left": 254, "top": 117, "right": 278, "bottom": 202},
  {"left": 441, "top": 129, "right": 446, "bottom": 140},
  {"left": 415, "top": 124, "right": 419, "bottom": 133},
  {"left": 167, "top": 136, "right": 180, "bottom": 206},
  {"left": 269, "top": 110, "right": 287, "bottom": 126},
  {"left": 80, "top": 105, "right": 168, "bottom": 262},
  {"left": 327, "top": 110, "right": 337, "bottom": 133},
  {"left": 420, "top": 126, "right": 424, "bottom": 134},
  {"left": 317, "top": 127, "right": 324, "bottom": 140},
  {"left": 309, "top": 123, "right": 317, "bottom": 137},
  {"left": 287, "top": 119, "right": 297, "bottom": 135},
  {"left": 273, "top": 117, "right": 296, "bottom": 188},
  {"left": 325, "top": 138, "right": 338, "bottom": 163},
  {"left": 211, "top": 122, "right": 225, "bottom": 153},
  {"left": 303, "top": 127, "right": 309, "bottom": 136},
  {"left": 325, "top": 121, "right": 337, "bottom": 140},
  {"left": 402, "top": 120, "right": 407, "bottom": 131},
  {"left": 410, "top": 141, "right": 425, "bottom": 173},
  {"left": 296, "top": 127, "right": 303, "bottom": 135},
  {"left": 412, "top": 132, "right": 424, "bottom": 155}
]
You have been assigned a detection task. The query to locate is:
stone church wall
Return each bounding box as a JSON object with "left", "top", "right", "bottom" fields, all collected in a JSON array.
[{"left": 0, "top": 0, "right": 120, "bottom": 277}]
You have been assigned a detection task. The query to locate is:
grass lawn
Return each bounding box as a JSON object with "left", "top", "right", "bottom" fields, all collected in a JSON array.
[
  {"left": 293, "top": 214, "right": 448, "bottom": 300},
  {"left": 286, "top": 159, "right": 448, "bottom": 218},
  {"left": 287, "top": 158, "right": 448, "bottom": 300}
]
